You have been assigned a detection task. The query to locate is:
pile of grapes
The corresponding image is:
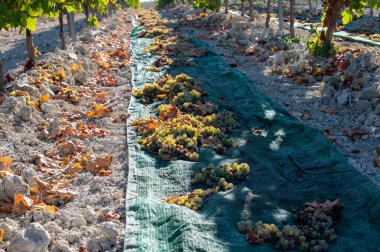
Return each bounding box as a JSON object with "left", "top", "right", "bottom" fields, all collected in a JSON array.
[
  {"left": 165, "top": 163, "right": 250, "bottom": 210},
  {"left": 237, "top": 199, "right": 343, "bottom": 251},
  {"left": 133, "top": 74, "right": 228, "bottom": 116},
  {"left": 133, "top": 106, "right": 235, "bottom": 161},
  {"left": 132, "top": 74, "right": 202, "bottom": 104},
  {"left": 132, "top": 74, "right": 237, "bottom": 161},
  {"left": 144, "top": 34, "right": 208, "bottom": 58},
  {"left": 192, "top": 163, "right": 250, "bottom": 187},
  {"left": 138, "top": 10, "right": 207, "bottom": 71}
]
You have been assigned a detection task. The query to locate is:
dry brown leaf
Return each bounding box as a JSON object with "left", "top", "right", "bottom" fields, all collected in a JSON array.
[
  {"left": 98, "top": 210, "right": 120, "bottom": 221},
  {"left": 201, "top": 138, "right": 220, "bottom": 148},
  {"left": 0, "top": 156, "right": 12, "bottom": 170},
  {"left": 196, "top": 103, "right": 217, "bottom": 116},
  {"left": 33, "top": 154, "right": 60, "bottom": 171},
  {"left": 79, "top": 245, "right": 88, "bottom": 252},
  {"left": 246, "top": 230, "right": 264, "bottom": 244},
  {"left": 320, "top": 107, "right": 339, "bottom": 115},
  {"left": 342, "top": 129, "right": 370, "bottom": 141},
  {"left": 159, "top": 106, "right": 179, "bottom": 120},
  {"left": 305, "top": 198, "right": 343, "bottom": 220},
  {"left": 13, "top": 194, "right": 34, "bottom": 215},
  {"left": 0, "top": 203, "right": 13, "bottom": 214},
  {"left": 112, "top": 113, "right": 130, "bottom": 123},
  {"left": 58, "top": 141, "right": 78, "bottom": 156},
  {"left": 375, "top": 157, "right": 380, "bottom": 168},
  {"left": 87, "top": 104, "right": 112, "bottom": 118},
  {"left": 85, "top": 155, "right": 113, "bottom": 175},
  {"left": 322, "top": 129, "right": 336, "bottom": 143}
]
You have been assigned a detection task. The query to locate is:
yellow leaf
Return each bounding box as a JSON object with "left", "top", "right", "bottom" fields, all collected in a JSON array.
[
  {"left": 86, "top": 104, "right": 111, "bottom": 118},
  {"left": 0, "top": 156, "right": 12, "bottom": 167},
  {"left": 71, "top": 63, "right": 83, "bottom": 72},
  {"left": 0, "top": 171, "right": 13, "bottom": 177},
  {"left": 0, "top": 229, "right": 3, "bottom": 241},
  {"left": 45, "top": 205, "right": 59, "bottom": 213},
  {"left": 99, "top": 169, "right": 112, "bottom": 176},
  {"left": 30, "top": 187, "right": 40, "bottom": 194},
  {"left": 40, "top": 95, "right": 49, "bottom": 104},
  {"left": 73, "top": 162, "right": 83, "bottom": 169},
  {"left": 34, "top": 47, "right": 39, "bottom": 57},
  {"left": 156, "top": 94, "right": 166, "bottom": 99}
]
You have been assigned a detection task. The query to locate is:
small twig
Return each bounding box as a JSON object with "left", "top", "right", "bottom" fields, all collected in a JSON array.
[
  {"left": 348, "top": 92, "right": 358, "bottom": 116},
  {"left": 43, "top": 140, "right": 93, "bottom": 182}
]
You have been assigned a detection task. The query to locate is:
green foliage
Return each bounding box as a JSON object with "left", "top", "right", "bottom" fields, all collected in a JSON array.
[
  {"left": 341, "top": 0, "right": 380, "bottom": 25},
  {"left": 87, "top": 16, "right": 100, "bottom": 27},
  {"left": 193, "top": 0, "right": 221, "bottom": 11},
  {"left": 306, "top": 37, "right": 338, "bottom": 57},
  {"left": 0, "top": 1, "right": 85, "bottom": 32},
  {"left": 125, "top": 0, "right": 141, "bottom": 9},
  {"left": 155, "top": 0, "right": 176, "bottom": 9},
  {"left": 306, "top": 27, "right": 338, "bottom": 57},
  {"left": 284, "top": 36, "right": 301, "bottom": 45}
]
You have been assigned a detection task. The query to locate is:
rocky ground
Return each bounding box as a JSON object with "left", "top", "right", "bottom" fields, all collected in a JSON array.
[
  {"left": 0, "top": 10, "right": 133, "bottom": 252},
  {"left": 165, "top": 5, "right": 380, "bottom": 187}
]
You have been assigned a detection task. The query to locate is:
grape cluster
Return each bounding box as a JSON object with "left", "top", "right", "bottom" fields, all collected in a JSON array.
[
  {"left": 132, "top": 74, "right": 201, "bottom": 104},
  {"left": 138, "top": 26, "right": 172, "bottom": 38},
  {"left": 133, "top": 109, "right": 235, "bottom": 161},
  {"left": 132, "top": 73, "right": 237, "bottom": 161},
  {"left": 146, "top": 38, "right": 208, "bottom": 58},
  {"left": 202, "top": 112, "right": 237, "bottom": 133},
  {"left": 295, "top": 207, "right": 337, "bottom": 251},
  {"left": 165, "top": 163, "right": 250, "bottom": 210},
  {"left": 146, "top": 66, "right": 161, "bottom": 72},
  {"left": 191, "top": 163, "right": 250, "bottom": 187},
  {"left": 237, "top": 199, "right": 342, "bottom": 251},
  {"left": 165, "top": 189, "right": 206, "bottom": 211}
]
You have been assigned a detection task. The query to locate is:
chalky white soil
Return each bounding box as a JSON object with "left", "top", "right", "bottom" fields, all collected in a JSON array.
[{"left": 0, "top": 10, "right": 133, "bottom": 252}]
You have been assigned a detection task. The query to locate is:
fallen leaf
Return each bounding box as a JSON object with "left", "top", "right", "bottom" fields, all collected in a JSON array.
[
  {"left": 375, "top": 157, "right": 380, "bottom": 168},
  {"left": 0, "top": 93, "right": 6, "bottom": 106},
  {"left": 0, "top": 229, "right": 3, "bottom": 241},
  {"left": 159, "top": 106, "right": 179, "bottom": 120},
  {"left": 320, "top": 107, "right": 339, "bottom": 115},
  {"left": 87, "top": 104, "right": 112, "bottom": 118},
  {"left": 246, "top": 230, "right": 264, "bottom": 244},
  {"left": 0, "top": 156, "right": 12, "bottom": 170},
  {"left": 58, "top": 141, "right": 78, "bottom": 156},
  {"left": 305, "top": 198, "right": 343, "bottom": 220},
  {"left": 251, "top": 128, "right": 266, "bottom": 136},
  {"left": 196, "top": 103, "right": 217, "bottom": 116},
  {"left": 98, "top": 210, "right": 120, "bottom": 221},
  {"left": 201, "top": 138, "right": 220, "bottom": 148},
  {"left": 322, "top": 129, "right": 336, "bottom": 143},
  {"left": 79, "top": 245, "right": 88, "bottom": 252},
  {"left": 40, "top": 95, "right": 49, "bottom": 103},
  {"left": 33, "top": 154, "right": 60, "bottom": 171},
  {"left": 85, "top": 155, "right": 113, "bottom": 175},
  {"left": 95, "top": 92, "right": 108, "bottom": 103},
  {"left": 376, "top": 146, "right": 380, "bottom": 155},
  {"left": 342, "top": 129, "right": 370, "bottom": 141},
  {"left": 112, "top": 113, "right": 130, "bottom": 123},
  {"left": 0, "top": 203, "right": 13, "bottom": 214},
  {"left": 13, "top": 194, "right": 34, "bottom": 215},
  {"left": 294, "top": 77, "right": 307, "bottom": 85}
]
